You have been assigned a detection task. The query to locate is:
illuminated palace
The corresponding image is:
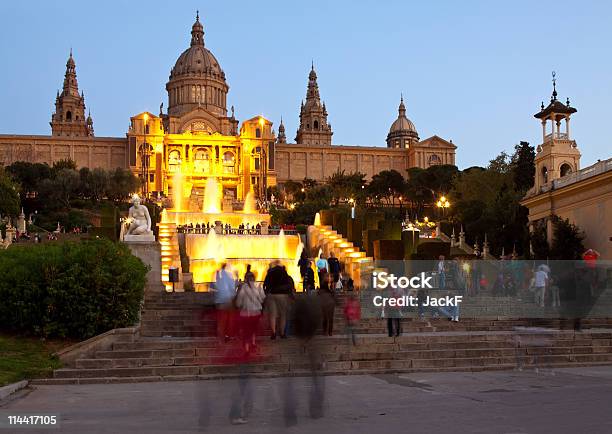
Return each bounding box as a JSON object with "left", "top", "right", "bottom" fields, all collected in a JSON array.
[{"left": 0, "top": 14, "right": 457, "bottom": 201}]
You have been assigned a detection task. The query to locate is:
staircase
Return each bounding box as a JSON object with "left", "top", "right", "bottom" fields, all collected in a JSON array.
[
  {"left": 158, "top": 222, "right": 180, "bottom": 291},
  {"left": 33, "top": 292, "right": 612, "bottom": 385}
]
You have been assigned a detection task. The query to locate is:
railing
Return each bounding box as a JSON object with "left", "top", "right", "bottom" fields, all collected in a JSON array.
[
  {"left": 544, "top": 132, "right": 569, "bottom": 142},
  {"left": 541, "top": 157, "right": 612, "bottom": 192}
]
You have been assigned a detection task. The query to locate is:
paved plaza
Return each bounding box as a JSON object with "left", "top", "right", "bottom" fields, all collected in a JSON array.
[{"left": 2, "top": 366, "right": 612, "bottom": 433}]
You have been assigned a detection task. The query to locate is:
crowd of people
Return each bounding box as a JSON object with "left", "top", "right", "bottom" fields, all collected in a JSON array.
[
  {"left": 212, "top": 251, "right": 359, "bottom": 354},
  {"left": 178, "top": 222, "right": 263, "bottom": 235}
]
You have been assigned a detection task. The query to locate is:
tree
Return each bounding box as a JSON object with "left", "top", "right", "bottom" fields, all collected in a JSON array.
[
  {"left": 0, "top": 167, "right": 20, "bottom": 217},
  {"left": 52, "top": 158, "right": 77, "bottom": 174},
  {"left": 367, "top": 170, "right": 405, "bottom": 205},
  {"left": 488, "top": 151, "right": 512, "bottom": 173},
  {"left": 512, "top": 141, "right": 535, "bottom": 193},
  {"left": 550, "top": 216, "right": 585, "bottom": 260},
  {"left": 5, "top": 161, "right": 52, "bottom": 195},
  {"left": 107, "top": 168, "right": 140, "bottom": 202},
  {"left": 327, "top": 170, "right": 366, "bottom": 205},
  {"left": 39, "top": 168, "right": 80, "bottom": 209}
]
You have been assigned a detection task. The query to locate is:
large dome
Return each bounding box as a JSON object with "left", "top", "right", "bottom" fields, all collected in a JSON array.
[
  {"left": 166, "top": 13, "right": 229, "bottom": 118},
  {"left": 171, "top": 46, "right": 224, "bottom": 79}
]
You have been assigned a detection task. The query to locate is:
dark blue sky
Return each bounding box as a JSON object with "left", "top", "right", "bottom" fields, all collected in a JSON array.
[{"left": 2, "top": 0, "right": 611, "bottom": 168}]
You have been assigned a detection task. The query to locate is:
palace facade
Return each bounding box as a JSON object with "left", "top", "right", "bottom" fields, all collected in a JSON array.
[{"left": 0, "top": 14, "right": 456, "bottom": 202}]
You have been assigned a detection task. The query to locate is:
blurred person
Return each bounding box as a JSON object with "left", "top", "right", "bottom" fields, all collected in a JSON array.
[
  {"left": 470, "top": 259, "right": 481, "bottom": 295},
  {"left": 385, "top": 286, "right": 402, "bottom": 336},
  {"left": 302, "top": 260, "right": 316, "bottom": 294},
  {"left": 243, "top": 263, "right": 255, "bottom": 284},
  {"left": 263, "top": 260, "right": 294, "bottom": 339},
  {"left": 297, "top": 251, "right": 309, "bottom": 280},
  {"left": 319, "top": 272, "right": 336, "bottom": 336},
  {"left": 534, "top": 265, "right": 549, "bottom": 307},
  {"left": 549, "top": 276, "right": 561, "bottom": 308},
  {"left": 235, "top": 271, "right": 265, "bottom": 353},
  {"left": 292, "top": 293, "right": 325, "bottom": 421},
  {"left": 214, "top": 263, "right": 236, "bottom": 342},
  {"left": 437, "top": 255, "right": 446, "bottom": 289},
  {"left": 343, "top": 292, "right": 361, "bottom": 346}
]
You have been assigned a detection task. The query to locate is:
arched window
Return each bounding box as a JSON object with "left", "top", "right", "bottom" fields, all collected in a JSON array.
[
  {"left": 168, "top": 149, "right": 181, "bottom": 172},
  {"left": 428, "top": 154, "right": 441, "bottom": 166},
  {"left": 222, "top": 151, "right": 236, "bottom": 174},
  {"left": 194, "top": 149, "right": 210, "bottom": 173},
  {"left": 560, "top": 163, "right": 573, "bottom": 177},
  {"left": 542, "top": 166, "right": 548, "bottom": 184},
  {"left": 313, "top": 120, "right": 319, "bottom": 130},
  {"left": 66, "top": 111, "right": 72, "bottom": 121}
]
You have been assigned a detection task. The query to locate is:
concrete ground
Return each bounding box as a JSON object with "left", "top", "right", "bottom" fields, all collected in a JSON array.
[{"left": 2, "top": 366, "right": 612, "bottom": 434}]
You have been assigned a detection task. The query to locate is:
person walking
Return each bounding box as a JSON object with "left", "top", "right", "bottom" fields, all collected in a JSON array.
[
  {"left": 243, "top": 264, "right": 255, "bottom": 284},
  {"left": 319, "top": 272, "right": 336, "bottom": 336},
  {"left": 316, "top": 253, "right": 329, "bottom": 287},
  {"left": 214, "top": 263, "right": 236, "bottom": 342},
  {"left": 327, "top": 251, "right": 341, "bottom": 284},
  {"left": 303, "top": 261, "right": 316, "bottom": 294},
  {"left": 437, "top": 255, "right": 447, "bottom": 289},
  {"left": 235, "top": 272, "right": 265, "bottom": 353},
  {"left": 343, "top": 293, "right": 361, "bottom": 346},
  {"left": 534, "top": 265, "right": 548, "bottom": 307},
  {"left": 263, "top": 260, "right": 294, "bottom": 339}
]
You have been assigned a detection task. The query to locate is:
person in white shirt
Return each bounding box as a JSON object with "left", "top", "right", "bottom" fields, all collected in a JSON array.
[{"left": 534, "top": 266, "right": 549, "bottom": 307}]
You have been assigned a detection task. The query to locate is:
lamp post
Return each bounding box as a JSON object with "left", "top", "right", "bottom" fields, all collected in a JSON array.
[
  {"left": 258, "top": 117, "right": 267, "bottom": 203},
  {"left": 436, "top": 195, "right": 450, "bottom": 219},
  {"left": 142, "top": 113, "right": 149, "bottom": 199}
]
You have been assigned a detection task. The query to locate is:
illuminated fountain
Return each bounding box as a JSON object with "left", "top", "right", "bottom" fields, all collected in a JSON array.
[
  {"left": 159, "top": 175, "right": 300, "bottom": 291},
  {"left": 242, "top": 190, "right": 256, "bottom": 214}
]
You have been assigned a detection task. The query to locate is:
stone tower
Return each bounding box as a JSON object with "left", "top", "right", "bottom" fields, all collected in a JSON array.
[
  {"left": 386, "top": 95, "right": 419, "bottom": 148},
  {"left": 50, "top": 51, "right": 93, "bottom": 137},
  {"left": 533, "top": 74, "right": 580, "bottom": 192},
  {"left": 295, "top": 63, "right": 332, "bottom": 145},
  {"left": 276, "top": 117, "right": 286, "bottom": 144}
]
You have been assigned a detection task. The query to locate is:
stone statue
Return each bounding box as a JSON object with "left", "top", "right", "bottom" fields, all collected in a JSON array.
[
  {"left": 127, "top": 194, "right": 152, "bottom": 235},
  {"left": 123, "top": 194, "right": 155, "bottom": 242}
]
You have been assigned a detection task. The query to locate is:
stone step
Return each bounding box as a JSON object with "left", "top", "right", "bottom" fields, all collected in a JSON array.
[
  {"left": 79, "top": 345, "right": 612, "bottom": 370},
  {"left": 55, "top": 351, "right": 612, "bottom": 380}
]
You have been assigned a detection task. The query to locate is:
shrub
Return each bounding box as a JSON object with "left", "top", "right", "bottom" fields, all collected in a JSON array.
[{"left": 0, "top": 239, "right": 148, "bottom": 339}]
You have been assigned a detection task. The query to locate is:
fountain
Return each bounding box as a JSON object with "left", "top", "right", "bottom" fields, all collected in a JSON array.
[
  {"left": 242, "top": 190, "right": 256, "bottom": 214},
  {"left": 172, "top": 169, "right": 185, "bottom": 212},
  {"left": 159, "top": 175, "right": 300, "bottom": 291},
  {"left": 202, "top": 177, "right": 221, "bottom": 214}
]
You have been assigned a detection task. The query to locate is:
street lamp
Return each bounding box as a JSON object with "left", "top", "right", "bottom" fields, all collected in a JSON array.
[
  {"left": 436, "top": 195, "right": 450, "bottom": 218},
  {"left": 257, "top": 117, "right": 267, "bottom": 203},
  {"left": 142, "top": 113, "right": 149, "bottom": 199}
]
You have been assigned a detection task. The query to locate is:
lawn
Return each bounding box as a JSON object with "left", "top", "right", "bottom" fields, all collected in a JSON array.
[{"left": 0, "top": 334, "right": 66, "bottom": 386}]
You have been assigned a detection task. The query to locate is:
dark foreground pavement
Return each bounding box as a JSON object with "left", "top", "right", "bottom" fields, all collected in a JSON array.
[{"left": 2, "top": 366, "right": 612, "bottom": 434}]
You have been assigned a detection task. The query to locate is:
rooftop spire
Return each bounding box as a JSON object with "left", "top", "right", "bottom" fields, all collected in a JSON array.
[
  {"left": 551, "top": 71, "right": 557, "bottom": 101},
  {"left": 398, "top": 94, "right": 406, "bottom": 117},
  {"left": 191, "top": 11, "right": 204, "bottom": 46}
]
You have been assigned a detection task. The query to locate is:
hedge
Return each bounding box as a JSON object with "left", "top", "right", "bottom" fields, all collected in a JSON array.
[{"left": 0, "top": 239, "right": 148, "bottom": 339}]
